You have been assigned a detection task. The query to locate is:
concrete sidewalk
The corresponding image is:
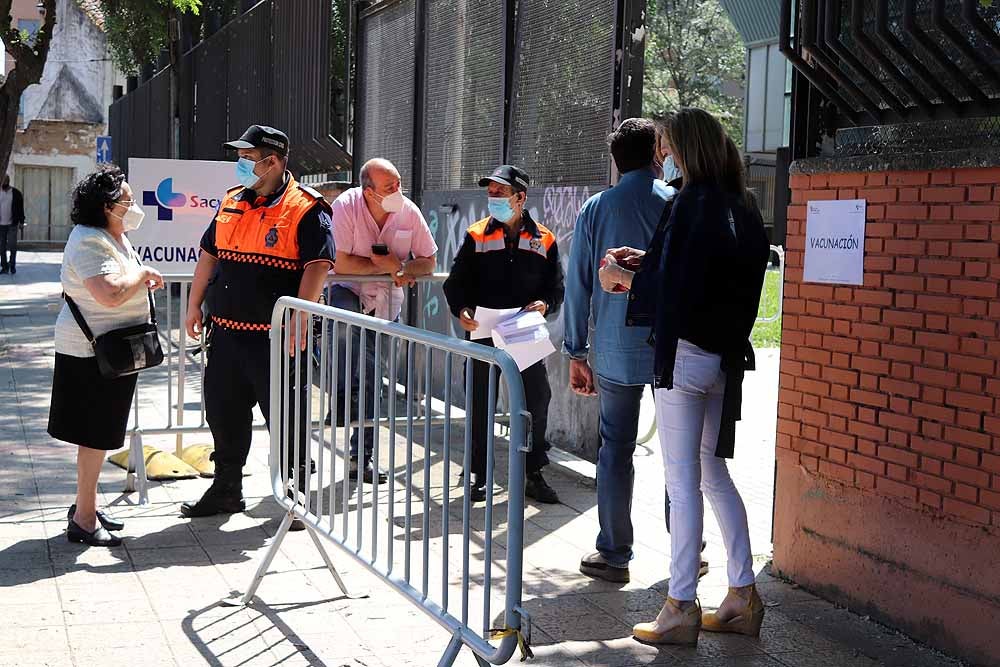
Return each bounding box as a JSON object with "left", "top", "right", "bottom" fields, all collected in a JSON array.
[{"left": 0, "top": 252, "right": 966, "bottom": 667}]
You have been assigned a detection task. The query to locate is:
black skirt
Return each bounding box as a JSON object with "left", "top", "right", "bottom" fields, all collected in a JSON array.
[{"left": 48, "top": 353, "right": 138, "bottom": 451}]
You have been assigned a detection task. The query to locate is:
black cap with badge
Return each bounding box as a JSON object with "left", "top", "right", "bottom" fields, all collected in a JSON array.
[
  {"left": 224, "top": 125, "right": 289, "bottom": 157},
  {"left": 478, "top": 165, "right": 530, "bottom": 192}
]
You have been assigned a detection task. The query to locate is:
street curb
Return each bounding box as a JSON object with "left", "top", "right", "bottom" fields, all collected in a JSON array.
[{"left": 548, "top": 446, "right": 597, "bottom": 488}]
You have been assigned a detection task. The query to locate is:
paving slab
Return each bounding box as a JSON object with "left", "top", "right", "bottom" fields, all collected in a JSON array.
[{"left": 0, "top": 253, "right": 968, "bottom": 667}]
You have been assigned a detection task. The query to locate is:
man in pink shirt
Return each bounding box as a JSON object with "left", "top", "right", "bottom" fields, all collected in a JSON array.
[{"left": 328, "top": 158, "right": 437, "bottom": 483}]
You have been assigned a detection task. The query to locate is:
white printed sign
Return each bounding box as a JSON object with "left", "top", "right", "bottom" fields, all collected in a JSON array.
[
  {"left": 804, "top": 199, "right": 867, "bottom": 285},
  {"left": 128, "top": 158, "right": 236, "bottom": 274}
]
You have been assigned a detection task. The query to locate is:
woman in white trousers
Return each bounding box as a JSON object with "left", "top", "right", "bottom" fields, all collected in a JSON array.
[{"left": 599, "top": 108, "right": 771, "bottom": 645}]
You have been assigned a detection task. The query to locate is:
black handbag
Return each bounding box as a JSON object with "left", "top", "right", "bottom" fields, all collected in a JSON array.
[{"left": 64, "top": 289, "right": 164, "bottom": 379}]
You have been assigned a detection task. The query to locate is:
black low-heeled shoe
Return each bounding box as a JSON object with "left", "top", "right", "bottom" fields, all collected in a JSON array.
[
  {"left": 67, "top": 504, "right": 125, "bottom": 531},
  {"left": 67, "top": 520, "right": 122, "bottom": 547}
]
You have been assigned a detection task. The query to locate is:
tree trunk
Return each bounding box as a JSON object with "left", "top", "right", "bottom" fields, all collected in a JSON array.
[
  {"left": 0, "top": 92, "right": 18, "bottom": 175},
  {"left": 0, "top": 0, "right": 58, "bottom": 174}
]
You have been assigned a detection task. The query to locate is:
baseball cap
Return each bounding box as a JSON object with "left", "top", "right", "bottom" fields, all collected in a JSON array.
[
  {"left": 224, "top": 125, "right": 289, "bottom": 157},
  {"left": 478, "top": 165, "right": 530, "bottom": 192}
]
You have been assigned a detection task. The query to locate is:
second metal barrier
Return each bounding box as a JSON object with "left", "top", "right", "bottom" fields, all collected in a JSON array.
[{"left": 232, "top": 296, "right": 533, "bottom": 666}]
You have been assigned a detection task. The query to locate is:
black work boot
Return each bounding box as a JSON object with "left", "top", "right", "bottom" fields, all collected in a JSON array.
[
  {"left": 525, "top": 470, "right": 560, "bottom": 504},
  {"left": 181, "top": 463, "right": 245, "bottom": 517},
  {"left": 470, "top": 474, "right": 488, "bottom": 503}
]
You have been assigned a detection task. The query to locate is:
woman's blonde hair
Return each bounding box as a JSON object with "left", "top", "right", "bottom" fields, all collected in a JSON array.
[{"left": 663, "top": 108, "right": 750, "bottom": 205}]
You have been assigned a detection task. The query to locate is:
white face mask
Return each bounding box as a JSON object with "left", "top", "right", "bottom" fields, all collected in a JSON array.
[
  {"left": 377, "top": 189, "right": 405, "bottom": 214},
  {"left": 661, "top": 155, "right": 681, "bottom": 182},
  {"left": 113, "top": 202, "right": 146, "bottom": 232}
]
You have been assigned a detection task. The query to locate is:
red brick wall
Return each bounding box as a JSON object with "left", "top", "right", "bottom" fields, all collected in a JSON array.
[
  {"left": 773, "top": 165, "right": 1000, "bottom": 664},
  {"left": 780, "top": 167, "right": 1000, "bottom": 527}
]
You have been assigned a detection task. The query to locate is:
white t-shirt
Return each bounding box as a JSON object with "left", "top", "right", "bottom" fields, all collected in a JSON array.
[
  {"left": 0, "top": 188, "right": 13, "bottom": 226},
  {"left": 55, "top": 226, "right": 151, "bottom": 358}
]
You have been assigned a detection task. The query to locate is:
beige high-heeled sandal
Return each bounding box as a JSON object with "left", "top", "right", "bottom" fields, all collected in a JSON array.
[
  {"left": 632, "top": 597, "right": 702, "bottom": 645},
  {"left": 701, "top": 584, "right": 765, "bottom": 637}
]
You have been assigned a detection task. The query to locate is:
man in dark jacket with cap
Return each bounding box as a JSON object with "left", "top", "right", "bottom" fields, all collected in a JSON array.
[
  {"left": 443, "top": 165, "right": 564, "bottom": 505},
  {"left": 180, "top": 125, "right": 334, "bottom": 523}
]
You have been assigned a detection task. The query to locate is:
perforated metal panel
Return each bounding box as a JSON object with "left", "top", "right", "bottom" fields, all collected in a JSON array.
[
  {"left": 227, "top": 6, "right": 273, "bottom": 142},
  {"left": 507, "top": 0, "right": 617, "bottom": 187},
  {"left": 357, "top": 1, "right": 417, "bottom": 186},
  {"left": 149, "top": 72, "right": 171, "bottom": 158},
  {"left": 835, "top": 116, "right": 1000, "bottom": 157},
  {"left": 192, "top": 33, "right": 230, "bottom": 162},
  {"left": 422, "top": 0, "right": 504, "bottom": 191}
]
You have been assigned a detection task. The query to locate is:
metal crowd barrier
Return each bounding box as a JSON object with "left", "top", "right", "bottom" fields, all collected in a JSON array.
[
  {"left": 230, "top": 296, "right": 532, "bottom": 666},
  {"left": 757, "top": 245, "right": 786, "bottom": 324},
  {"left": 123, "top": 273, "right": 450, "bottom": 505}
]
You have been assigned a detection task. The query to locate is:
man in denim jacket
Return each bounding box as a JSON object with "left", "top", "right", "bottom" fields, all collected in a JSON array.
[{"left": 562, "top": 118, "right": 679, "bottom": 582}]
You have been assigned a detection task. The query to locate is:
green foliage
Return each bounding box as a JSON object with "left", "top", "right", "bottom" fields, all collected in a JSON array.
[
  {"left": 329, "top": 0, "right": 349, "bottom": 139},
  {"left": 643, "top": 0, "right": 746, "bottom": 142},
  {"left": 99, "top": 0, "right": 202, "bottom": 75},
  {"left": 751, "top": 268, "right": 782, "bottom": 349}
]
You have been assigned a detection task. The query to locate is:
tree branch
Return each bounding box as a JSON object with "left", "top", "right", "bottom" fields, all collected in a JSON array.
[{"left": 2, "top": 0, "right": 57, "bottom": 96}]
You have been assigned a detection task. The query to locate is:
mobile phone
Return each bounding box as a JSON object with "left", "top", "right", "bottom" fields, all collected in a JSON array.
[{"left": 371, "top": 243, "right": 390, "bottom": 256}]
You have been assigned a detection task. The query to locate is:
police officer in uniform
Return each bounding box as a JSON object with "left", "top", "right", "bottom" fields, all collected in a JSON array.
[
  {"left": 443, "top": 165, "right": 564, "bottom": 504},
  {"left": 181, "top": 125, "right": 334, "bottom": 519}
]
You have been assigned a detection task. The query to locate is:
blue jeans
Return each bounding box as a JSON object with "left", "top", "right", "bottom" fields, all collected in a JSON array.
[
  {"left": 326, "top": 285, "right": 395, "bottom": 460},
  {"left": 595, "top": 376, "right": 647, "bottom": 567}
]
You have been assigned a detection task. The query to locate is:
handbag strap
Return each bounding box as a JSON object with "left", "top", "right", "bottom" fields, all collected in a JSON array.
[
  {"left": 147, "top": 289, "right": 157, "bottom": 325},
  {"left": 64, "top": 286, "right": 157, "bottom": 345},
  {"left": 63, "top": 293, "right": 96, "bottom": 345},
  {"left": 131, "top": 253, "right": 157, "bottom": 326}
]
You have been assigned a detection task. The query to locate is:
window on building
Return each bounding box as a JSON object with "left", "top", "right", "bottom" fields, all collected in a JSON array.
[
  {"left": 783, "top": 57, "right": 793, "bottom": 146},
  {"left": 18, "top": 19, "right": 41, "bottom": 46}
]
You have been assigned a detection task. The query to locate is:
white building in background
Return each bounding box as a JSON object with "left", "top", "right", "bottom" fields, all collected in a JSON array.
[{"left": 5, "top": 0, "right": 126, "bottom": 243}]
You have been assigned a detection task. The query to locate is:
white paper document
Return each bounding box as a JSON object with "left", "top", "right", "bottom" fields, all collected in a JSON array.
[
  {"left": 492, "top": 331, "right": 556, "bottom": 372},
  {"left": 494, "top": 310, "right": 547, "bottom": 339},
  {"left": 471, "top": 306, "right": 556, "bottom": 371},
  {"left": 803, "top": 199, "right": 867, "bottom": 285},
  {"left": 470, "top": 307, "right": 521, "bottom": 340}
]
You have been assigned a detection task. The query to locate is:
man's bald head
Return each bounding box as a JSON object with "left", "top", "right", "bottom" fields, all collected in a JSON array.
[{"left": 359, "top": 158, "right": 400, "bottom": 194}]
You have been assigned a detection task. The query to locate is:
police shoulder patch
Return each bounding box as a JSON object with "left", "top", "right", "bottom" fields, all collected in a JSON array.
[{"left": 318, "top": 210, "right": 332, "bottom": 232}]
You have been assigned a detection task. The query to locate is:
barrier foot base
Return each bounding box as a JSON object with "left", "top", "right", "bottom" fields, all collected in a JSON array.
[
  {"left": 224, "top": 511, "right": 296, "bottom": 607},
  {"left": 437, "top": 631, "right": 490, "bottom": 667},
  {"left": 305, "top": 518, "right": 368, "bottom": 600},
  {"left": 123, "top": 432, "right": 149, "bottom": 505}
]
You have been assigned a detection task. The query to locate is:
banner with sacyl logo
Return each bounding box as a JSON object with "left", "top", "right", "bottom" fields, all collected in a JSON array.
[
  {"left": 803, "top": 198, "right": 867, "bottom": 286},
  {"left": 128, "top": 158, "right": 236, "bottom": 274}
]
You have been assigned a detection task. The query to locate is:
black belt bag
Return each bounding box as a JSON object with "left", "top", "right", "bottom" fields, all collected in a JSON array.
[{"left": 64, "top": 290, "right": 164, "bottom": 379}]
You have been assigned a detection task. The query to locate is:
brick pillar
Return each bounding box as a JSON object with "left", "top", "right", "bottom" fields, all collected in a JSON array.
[{"left": 774, "top": 166, "right": 1000, "bottom": 665}]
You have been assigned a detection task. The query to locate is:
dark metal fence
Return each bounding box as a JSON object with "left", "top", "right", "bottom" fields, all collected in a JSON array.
[
  {"left": 747, "top": 157, "right": 777, "bottom": 232},
  {"left": 110, "top": 0, "right": 351, "bottom": 176},
  {"left": 782, "top": 0, "right": 1000, "bottom": 158},
  {"left": 355, "top": 0, "right": 646, "bottom": 458}
]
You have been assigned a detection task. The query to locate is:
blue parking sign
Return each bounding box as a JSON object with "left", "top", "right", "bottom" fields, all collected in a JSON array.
[{"left": 97, "top": 136, "right": 112, "bottom": 164}]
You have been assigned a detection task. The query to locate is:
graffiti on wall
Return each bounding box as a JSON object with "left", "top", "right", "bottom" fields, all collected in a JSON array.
[{"left": 421, "top": 199, "right": 489, "bottom": 334}]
